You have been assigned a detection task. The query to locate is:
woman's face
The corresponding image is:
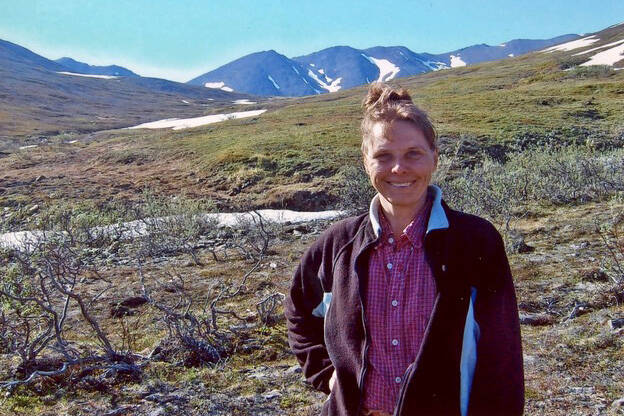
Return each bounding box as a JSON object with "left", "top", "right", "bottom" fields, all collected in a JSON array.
[{"left": 363, "top": 120, "right": 438, "bottom": 213}]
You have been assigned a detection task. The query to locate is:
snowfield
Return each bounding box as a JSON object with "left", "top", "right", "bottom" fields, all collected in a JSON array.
[
  {"left": 580, "top": 42, "right": 624, "bottom": 66},
  {"left": 307, "top": 69, "right": 342, "bottom": 93},
  {"left": 57, "top": 72, "right": 118, "bottom": 79},
  {"left": 127, "top": 109, "right": 267, "bottom": 130},
  {"left": 204, "top": 81, "right": 234, "bottom": 92},
  {"left": 0, "top": 209, "right": 345, "bottom": 250},
  {"left": 233, "top": 99, "right": 257, "bottom": 105},
  {"left": 362, "top": 54, "right": 400, "bottom": 82},
  {"left": 267, "top": 75, "right": 280, "bottom": 90},
  {"left": 573, "top": 38, "right": 624, "bottom": 56},
  {"left": 449, "top": 55, "right": 466, "bottom": 68},
  {"left": 542, "top": 36, "right": 600, "bottom": 52}
]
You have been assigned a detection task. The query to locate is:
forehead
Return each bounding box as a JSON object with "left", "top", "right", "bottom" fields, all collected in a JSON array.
[{"left": 368, "top": 120, "right": 428, "bottom": 150}]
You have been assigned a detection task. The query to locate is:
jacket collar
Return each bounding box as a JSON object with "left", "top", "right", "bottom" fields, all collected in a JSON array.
[{"left": 368, "top": 184, "right": 450, "bottom": 239}]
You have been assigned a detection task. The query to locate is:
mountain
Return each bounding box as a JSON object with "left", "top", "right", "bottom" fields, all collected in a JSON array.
[
  {"left": 292, "top": 46, "right": 379, "bottom": 90},
  {"left": 429, "top": 34, "right": 581, "bottom": 67},
  {"left": 0, "top": 38, "right": 253, "bottom": 139},
  {"left": 188, "top": 50, "right": 327, "bottom": 96},
  {"left": 55, "top": 57, "right": 139, "bottom": 77},
  {"left": 189, "top": 34, "right": 582, "bottom": 97},
  {"left": 0, "top": 38, "right": 67, "bottom": 72}
]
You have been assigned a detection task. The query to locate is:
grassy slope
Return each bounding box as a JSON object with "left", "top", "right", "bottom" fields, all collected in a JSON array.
[{"left": 2, "top": 42, "right": 624, "bottom": 214}]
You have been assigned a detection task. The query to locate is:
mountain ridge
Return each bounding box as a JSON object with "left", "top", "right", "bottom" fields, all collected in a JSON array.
[{"left": 189, "top": 34, "right": 581, "bottom": 96}]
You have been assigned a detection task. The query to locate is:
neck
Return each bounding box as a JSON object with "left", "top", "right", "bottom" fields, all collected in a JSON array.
[{"left": 379, "top": 196, "right": 427, "bottom": 239}]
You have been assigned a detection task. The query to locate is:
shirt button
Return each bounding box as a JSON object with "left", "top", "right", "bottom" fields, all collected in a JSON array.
[
  {"left": 392, "top": 339, "right": 399, "bottom": 346},
  {"left": 388, "top": 237, "right": 394, "bottom": 244},
  {"left": 387, "top": 263, "right": 393, "bottom": 270},
  {"left": 395, "top": 377, "right": 402, "bottom": 384},
  {"left": 391, "top": 300, "right": 398, "bottom": 307}
]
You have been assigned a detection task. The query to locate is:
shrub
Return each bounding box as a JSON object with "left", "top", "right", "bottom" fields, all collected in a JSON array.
[
  {"left": 338, "top": 144, "right": 624, "bottom": 235},
  {"left": 565, "top": 65, "right": 615, "bottom": 79}
]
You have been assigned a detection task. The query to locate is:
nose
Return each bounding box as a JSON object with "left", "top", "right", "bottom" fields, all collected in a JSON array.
[{"left": 391, "top": 157, "right": 407, "bottom": 174}]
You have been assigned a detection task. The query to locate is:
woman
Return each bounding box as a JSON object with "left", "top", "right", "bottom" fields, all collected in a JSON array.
[{"left": 284, "top": 83, "right": 524, "bottom": 416}]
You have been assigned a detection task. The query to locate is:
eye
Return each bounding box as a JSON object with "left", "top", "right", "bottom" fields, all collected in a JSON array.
[
  {"left": 373, "top": 153, "right": 391, "bottom": 162},
  {"left": 406, "top": 150, "right": 422, "bottom": 159}
]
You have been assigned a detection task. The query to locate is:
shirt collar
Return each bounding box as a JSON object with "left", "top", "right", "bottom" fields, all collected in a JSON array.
[{"left": 369, "top": 184, "right": 449, "bottom": 239}]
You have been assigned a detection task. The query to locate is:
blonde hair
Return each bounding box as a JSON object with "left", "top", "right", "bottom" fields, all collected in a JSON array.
[{"left": 361, "top": 82, "right": 437, "bottom": 154}]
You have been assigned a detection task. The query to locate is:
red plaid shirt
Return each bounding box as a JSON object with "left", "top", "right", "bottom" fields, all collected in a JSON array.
[{"left": 362, "top": 200, "right": 437, "bottom": 413}]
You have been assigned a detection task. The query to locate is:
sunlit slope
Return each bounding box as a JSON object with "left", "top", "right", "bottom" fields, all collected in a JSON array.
[
  {"left": 154, "top": 41, "right": 623, "bottom": 205},
  {"left": 2, "top": 23, "right": 622, "bottom": 211}
]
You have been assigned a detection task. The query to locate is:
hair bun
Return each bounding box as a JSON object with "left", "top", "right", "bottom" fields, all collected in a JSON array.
[{"left": 362, "top": 82, "right": 413, "bottom": 115}]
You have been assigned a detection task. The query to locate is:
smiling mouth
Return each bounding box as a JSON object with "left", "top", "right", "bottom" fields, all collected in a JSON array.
[{"left": 387, "top": 181, "right": 415, "bottom": 188}]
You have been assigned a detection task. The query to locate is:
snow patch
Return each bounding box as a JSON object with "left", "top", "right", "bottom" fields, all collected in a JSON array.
[
  {"left": 292, "top": 66, "right": 299, "bottom": 75},
  {"left": 233, "top": 99, "right": 256, "bottom": 105},
  {"left": 0, "top": 209, "right": 345, "bottom": 250},
  {"left": 449, "top": 55, "right": 466, "bottom": 68},
  {"left": 65, "top": 140, "right": 78, "bottom": 144},
  {"left": 204, "top": 81, "right": 234, "bottom": 92},
  {"left": 361, "top": 54, "right": 400, "bottom": 82},
  {"left": 580, "top": 43, "right": 624, "bottom": 67},
  {"left": 318, "top": 68, "right": 325, "bottom": 74},
  {"left": 267, "top": 75, "right": 280, "bottom": 90},
  {"left": 57, "top": 71, "right": 118, "bottom": 79},
  {"left": 573, "top": 38, "right": 624, "bottom": 56},
  {"left": 127, "top": 110, "right": 267, "bottom": 131},
  {"left": 424, "top": 61, "right": 448, "bottom": 71},
  {"left": 307, "top": 69, "right": 342, "bottom": 92},
  {"left": 309, "top": 63, "right": 315, "bottom": 67},
  {"left": 19, "top": 145, "right": 38, "bottom": 150},
  {"left": 499, "top": 43, "right": 507, "bottom": 47},
  {"left": 508, "top": 53, "right": 514, "bottom": 57},
  {"left": 181, "top": 100, "right": 190, "bottom": 104},
  {"left": 542, "top": 36, "right": 600, "bottom": 52}
]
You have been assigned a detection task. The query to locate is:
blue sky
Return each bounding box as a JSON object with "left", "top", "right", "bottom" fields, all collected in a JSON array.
[{"left": 1, "top": 1, "right": 623, "bottom": 82}]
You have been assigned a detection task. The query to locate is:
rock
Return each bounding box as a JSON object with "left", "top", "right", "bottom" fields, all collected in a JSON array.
[
  {"left": 286, "top": 365, "right": 302, "bottom": 374},
  {"left": 110, "top": 296, "right": 148, "bottom": 317},
  {"left": 261, "top": 389, "right": 282, "bottom": 400},
  {"left": 508, "top": 230, "right": 535, "bottom": 254},
  {"left": 519, "top": 312, "right": 557, "bottom": 326},
  {"left": 610, "top": 318, "right": 624, "bottom": 330},
  {"left": 28, "top": 204, "right": 39, "bottom": 213},
  {"left": 102, "top": 407, "right": 138, "bottom": 416},
  {"left": 569, "top": 386, "right": 594, "bottom": 395},
  {"left": 120, "top": 296, "right": 148, "bottom": 308},
  {"left": 148, "top": 408, "right": 166, "bottom": 416},
  {"left": 523, "top": 354, "right": 536, "bottom": 365},
  {"left": 581, "top": 269, "right": 609, "bottom": 282},
  {"left": 264, "top": 188, "right": 336, "bottom": 211},
  {"left": 613, "top": 397, "right": 624, "bottom": 408},
  {"left": 145, "top": 393, "right": 186, "bottom": 405},
  {"left": 565, "top": 302, "right": 592, "bottom": 320}
]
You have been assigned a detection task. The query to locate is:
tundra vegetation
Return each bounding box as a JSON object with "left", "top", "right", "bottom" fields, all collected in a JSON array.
[{"left": 1, "top": 43, "right": 624, "bottom": 414}]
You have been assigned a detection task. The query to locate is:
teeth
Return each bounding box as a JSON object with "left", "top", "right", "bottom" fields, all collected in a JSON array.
[{"left": 389, "top": 182, "right": 413, "bottom": 187}]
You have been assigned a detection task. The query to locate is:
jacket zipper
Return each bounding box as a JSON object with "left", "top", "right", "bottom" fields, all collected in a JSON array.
[{"left": 355, "top": 238, "right": 378, "bottom": 416}]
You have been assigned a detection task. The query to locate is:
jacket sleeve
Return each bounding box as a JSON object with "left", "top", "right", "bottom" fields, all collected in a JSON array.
[
  {"left": 284, "top": 240, "right": 334, "bottom": 394},
  {"left": 469, "top": 226, "right": 524, "bottom": 416}
]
